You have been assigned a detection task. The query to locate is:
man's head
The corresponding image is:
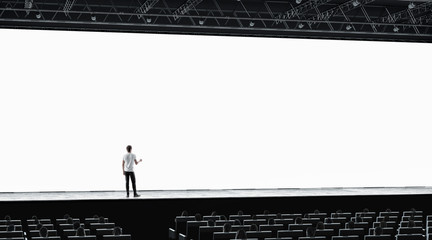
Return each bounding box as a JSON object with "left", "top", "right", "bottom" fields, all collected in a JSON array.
[{"left": 126, "top": 145, "right": 132, "bottom": 153}]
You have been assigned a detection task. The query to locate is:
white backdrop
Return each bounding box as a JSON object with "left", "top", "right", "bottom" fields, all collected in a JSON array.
[{"left": 0, "top": 29, "right": 431, "bottom": 192}]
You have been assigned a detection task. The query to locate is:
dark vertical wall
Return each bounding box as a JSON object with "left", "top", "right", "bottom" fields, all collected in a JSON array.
[{"left": 1, "top": 194, "right": 432, "bottom": 240}]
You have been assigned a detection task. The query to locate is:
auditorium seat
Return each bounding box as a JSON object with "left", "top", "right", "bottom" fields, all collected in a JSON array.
[
  {"left": 398, "top": 227, "right": 424, "bottom": 235},
  {"left": 256, "top": 215, "right": 278, "bottom": 221},
  {"left": 28, "top": 230, "right": 58, "bottom": 239},
  {"left": 288, "top": 223, "right": 312, "bottom": 232},
  {"left": 213, "top": 232, "right": 236, "bottom": 240},
  {"left": 298, "top": 236, "right": 326, "bottom": 240},
  {"left": 314, "top": 229, "right": 333, "bottom": 240},
  {"left": 246, "top": 231, "right": 273, "bottom": 240},
  {"left": 331, "top": 213, "right": 352, "bottom": 220},
  {"left": 302, "top": 218, "right": 320, "bottom": 226},
  {"left": 186, "top": 221, "right": 208, "bottom": 240},
  {"left": 203, "top": 216, "right": 220, "bottom": 222},
  {"left": 275, "top": 219, "right": 294, "bottom": 229},
  {"left": 368, "top": 227, "right": 395, "bottom": 236},
  {"left": 379, "top": 212, "right": 400, "bottom": 218},
  {"left": 403, "top": 211, "right": 423, "bottom": 216},
  {"left": 308, "top": 213, "right": 327, "bottom": 221},
  {"left": 102, "top": 234, "right": 131, "bottom": 240},
  {"left": 364, "top": 234, "right": 392, "bottom": 240},
  {"left": 396, "top": 234, "right": 425, "bottom": 240},
  {"left": 281, "top": 215, "right": 302, "bottom": 220},
  {"left": 231, "top": 225, "right": 252, "bottom": 231},
  {"left": 355, "top": 213, "right": 376, "bottom": 219},
  {"left": 84, "top": 219, "right": 109, "bottom": 228},
  {"left": 331, "top": 218, "right": 348, "bottom": 226},
  {"left": 198, "top": 226, "right": 222, "bottom": 240},
  {"left": 229, "top": 215, "right": 252, "bottom": 224},
  {"left": 400, "top": 221, "right": 423, "bottom": 228},
  {"left": 346, "top": 222, "right": 368, "bottom": 230},
  {"left": 32, "top": 237, "right": 62, "bottom": 240},
  {"left": 338, "top": 228, "right": 365, "bottom": 238},
  {"left": 176, "top": 216, "right": 196, "bottom": 236},
  {"left": 244, "top": 220, "right": 267, "bottom": 226},
  {"left": 376, "top": 216, "right": 398, "bottom": 222},
  {"left": 331, "top": 236, "right": 359, "bottom": 240},
  {"left": 277, "top": 230, "right": 303, "bottom": 240},
  {"left": 67, "top": 236, "right": 97, "bottom": 240},
  {"left": 215, "top": 221, "right": 236, "bottom": 226},
  {"left": 56, "top": 219, "right": 80, "bottom": 225},
  {"left": 28, "top": 219, "right": 52, "bottom": 225},
  {"left": 63, "top": 229, "right": 91, "bottom": 237},
  {"left": 0, "top": 225, "right": 22, "bottom": 231},
  {"left": 0, "top": 231, "right": 24, "bottom": 238},
  {"left": 372, "top": 222, "right": 397, "bottom": 229},
  {"left": 324, "top": 223, "right": 342, "bottom": 233},
  {"left": 95, "top": 229, "right": 118, "bottom": 237},
  {"left": 0, "top": 220, "right": 21, "bottom": 225},
  {"left": 29, "top": 224, "right": 55, "bottom": 230},
  {"left": 402, "top": 216, "right": 424, "bottom": 222},
  {"left": 259, "top": 224, "right": 285, "bottom": 238},
  {"left": 89, "top": 223, "right": 115, "bottom": 235},
  {"left": 264, "top": 238, "right": 293, "bottom": 240}
]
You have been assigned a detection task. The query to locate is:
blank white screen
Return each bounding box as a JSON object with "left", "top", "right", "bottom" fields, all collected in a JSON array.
[{"left": 0, "top": 29, "right": 431, "bottom": 192}]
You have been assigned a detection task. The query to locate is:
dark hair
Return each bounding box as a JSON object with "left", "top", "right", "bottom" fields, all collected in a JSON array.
[
  {"left": 235, "top": 229, "right": 247, "bottom": 239},
  {"left": 67, "top": 217, "right": 73, "bottom": 224},
  {"left": 76, "top": 227, "right": 86, "bottom": 237},
  {"left": 113, "top": 227, "right": 122, "bottom": 236},
  {"left": 363, "top": 208, "right": 369, "bottom": 213},
  {"left": 347, "top": 221, "right": 355, "bottom": 229},
  {"left": 220, "top": 215, "right": 227, "bottom": 221},
  {"left": 73, "top": 221, "right": 80, "bottom": 230},
  {"left": 379, "top": 221, "right": 387, "bottom": 228},
  {"left": 32, "top": 215, "right": 38, "bottom": 220},
  {"left": 316, "top": 221, "right": 324, "bottom": 230},
  {"left": 408, "top": 220, "right": 415, "bottom": 228},
  {"left": 355, "top": 216, "right": 362, "bottom": 223},
  {"left": 126, "top": 145, "right": 132, "bottom": 153},
  {"left": 63, "top": 214, "right": 70, "bottom": 220},
  {"left": 268, "top": 218, "right": 275, "bottom": 225},
  {"left": 324, "top": 217, "right": 333, "bottom": 224},
  {"left": 386, "top": 208, "right": 392, "bottom": 212},
  {"left": 276, "top": 213, "right": 282, "bottom": 219},
  {"left": 98, "top": 216, "right": 105, "bottom": 223},
  {"left": 237, "top": 210, "right": 243, "bottom": 216},
  {"left": 181, "top": 210, "right": 188, "bottom": 216},
  {"left": 374, "top": 226, "right": 383, "bottom": 236},
  {"left": 306, "top": 227, "right": 315, "bottom": 237},
  {"left": 36, "top": 223, "right": 43, "bottom": 230},
  {"left": 250, "top": 224, "right": 258, "bottom": 231},
  {"left": 211, "top": 211, "right": 217, "bottom": 216},
  {"left": 263, "top": 210, "right": 270, "bottom": 215},
  {"left": 195, "top": 213, "right": 202, "bottom": 221},
  {"left": 93, "top": 215, "right": 99, "bottom": 219},
  {"left": 208, "top": 220, "right": 215, "bottom": 227},
  {"left": 4, "top": 215, "right": 11, "bottom": 221},
  {"left": 295, "top": 217, "right": 303, "bottom": 224},
  {"left": 39, "top": 227, "right": 48, "bottom": 237},
  {"left": 223, "top": 223, "right": 231, "bottom": 233},
  {"left": 314, "top": 209, "right": 320, "bottom": 214},
  {"left": 234, "top": 219, "right": 241, "bottom": 225},
  {"left": 7, "top": 224, "right": 15, "bottom": 232}
]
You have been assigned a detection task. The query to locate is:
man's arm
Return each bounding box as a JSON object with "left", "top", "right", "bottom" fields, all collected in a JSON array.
[
  {"left": 134, "top": 158, "right": 143, "bottom": 165},
  {"left": 122, "top": 160, "right": 125, "bottom": 175}
]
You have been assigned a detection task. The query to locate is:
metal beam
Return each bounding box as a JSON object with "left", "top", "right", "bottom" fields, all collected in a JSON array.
[
  {"left": 380, "top": 1, "right": 432, "bottom": 23},
  {"left": 310, "top": 0, "right": 375, "bottom": 22},
  {"left": 173, "top": 0, "right": 203, "bottom": 20},
  {"left": 136, "top": 0, "right": 159, "bottom": 19}
]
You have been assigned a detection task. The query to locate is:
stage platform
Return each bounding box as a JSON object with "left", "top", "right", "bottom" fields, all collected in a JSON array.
[{"left": 1, "top": 186, "right": 432, "bottom": 201}]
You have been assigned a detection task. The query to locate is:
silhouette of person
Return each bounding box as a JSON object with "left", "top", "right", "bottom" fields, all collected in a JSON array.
[{"left": 122, "top": 145, "right": 142, "bottom": 197}]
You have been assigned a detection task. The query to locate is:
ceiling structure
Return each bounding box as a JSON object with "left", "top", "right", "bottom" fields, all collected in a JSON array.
[{"left": 1, "top": 0, "right": 432, "bottom": 43}]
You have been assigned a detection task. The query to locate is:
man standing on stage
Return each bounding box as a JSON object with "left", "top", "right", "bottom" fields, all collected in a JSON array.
[{"left": 122, "top": 145, "right": 142, "bottom": 197}]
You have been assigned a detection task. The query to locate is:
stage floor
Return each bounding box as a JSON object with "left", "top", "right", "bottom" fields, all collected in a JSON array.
[{"left": 1, "top": 187, "right": 432, "bottom": 201}]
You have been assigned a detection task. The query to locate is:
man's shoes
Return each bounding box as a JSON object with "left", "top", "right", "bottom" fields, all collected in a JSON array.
[
  {"left": 134, "top": 194, "right": 140, "bottom": 198},
  {"left": 126, "top": 194, "right": 130, "bottom": 198}
]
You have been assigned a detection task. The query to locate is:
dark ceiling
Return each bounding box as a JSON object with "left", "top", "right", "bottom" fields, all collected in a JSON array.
[{"left": 1, "top": 0, "right": 432, "bottom": 42}]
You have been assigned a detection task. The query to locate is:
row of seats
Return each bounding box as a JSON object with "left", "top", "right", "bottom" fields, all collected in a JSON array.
[
  {"left": 0, "top": 215, "right": 131, "bottom": 240},
  {"left": 168, "top": 209, "right": 428, "bottom": 240}
]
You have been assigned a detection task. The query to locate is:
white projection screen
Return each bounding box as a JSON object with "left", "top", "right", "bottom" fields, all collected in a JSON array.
[{"left": 0, "top": 29, "right": 431, "bottom": 192}]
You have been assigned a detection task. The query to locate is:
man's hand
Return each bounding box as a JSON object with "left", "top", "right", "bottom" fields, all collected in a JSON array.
[{"left": 123, "top": 171, "right": 125, "bottom": 175}]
